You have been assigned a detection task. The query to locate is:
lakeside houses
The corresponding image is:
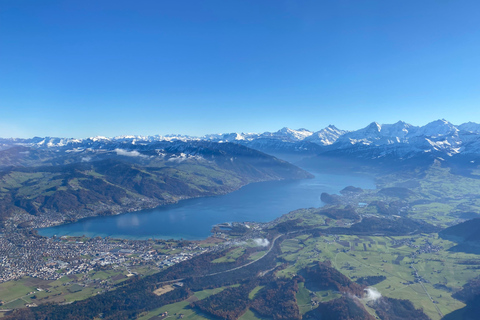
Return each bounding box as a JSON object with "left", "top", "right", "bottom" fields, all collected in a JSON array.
[
  {"left": 0, "top": 219, "right": 263, "bottom": 284},
  {"left": 0, "top": 229, "right": 213, "bottom": 283}
]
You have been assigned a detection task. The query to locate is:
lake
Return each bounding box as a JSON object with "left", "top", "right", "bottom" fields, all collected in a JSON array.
[{"left": 38, "top": 169, "right": 374, "bottom": 240}]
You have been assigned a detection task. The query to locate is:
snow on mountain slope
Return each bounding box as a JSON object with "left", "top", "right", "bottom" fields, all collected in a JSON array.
[
  {"left": 305, "top": 125, "right": 347, "bottom": 145},
  {"left": 262, "top": 127, "right": 313, "bottom": 141},
  {"left": 328, "top": 119, "right": 467, "bottom": 157},
  {"left": 2, "top": 120, "right": 480, "bottom": 160},
  {"left": 458, "top": 122, "right": 480, "bottom": 133},
  {"left": 334, "top": 121, "right": 417, "bottom": 147},
  {"left": 410, "top": 119, "right": 458, "bottom": 138}
]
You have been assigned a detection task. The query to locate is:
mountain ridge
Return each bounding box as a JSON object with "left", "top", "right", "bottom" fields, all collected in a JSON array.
[
  {"left": 0, "top": 141, "right": 312, "bottom": 229},
  {"left": 2, "top": 120, "right": 480, "bottom": 163}
]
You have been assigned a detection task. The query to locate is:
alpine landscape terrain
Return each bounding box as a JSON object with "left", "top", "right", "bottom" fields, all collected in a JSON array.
[
  {"left": 3, "top": 1, "right": 480, "bottom": 319},
  {"left": 3, "top": 120, "right": 480, "bottom": 319}
]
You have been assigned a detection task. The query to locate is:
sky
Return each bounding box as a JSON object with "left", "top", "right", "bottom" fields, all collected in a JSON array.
[{"left": 1, "top": 0, "right": 480, "bottom": 138}]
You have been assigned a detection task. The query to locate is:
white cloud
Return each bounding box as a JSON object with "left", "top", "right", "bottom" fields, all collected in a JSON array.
[
  {"left": 253, "top": 238, "right": 270, "bottom": 247},
  {"left": 363, "top": 287, "right": 382, "bottom": 302},
  {"left": 115, "top": 148, "right": 146, "bottom": 158}
]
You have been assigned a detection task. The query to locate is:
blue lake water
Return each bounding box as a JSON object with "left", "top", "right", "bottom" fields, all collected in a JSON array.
[{"left": 38, "top": 170, "right": 374, "bottom": 240}]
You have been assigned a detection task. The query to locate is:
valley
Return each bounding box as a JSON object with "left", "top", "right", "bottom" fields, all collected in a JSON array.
[
  {"left": 3, "top": 157, "right": 480, "bottom": 319},
  {"left": 3, "top": 122, "right": 480, "bottom": 319},
  {"left": 4, "top": 0, "right": 479, "bottom": 318},
  {"left": 0, "top": 141, "right": 310, "bottom": 230}
]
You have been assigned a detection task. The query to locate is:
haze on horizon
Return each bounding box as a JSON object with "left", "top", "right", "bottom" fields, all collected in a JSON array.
[{"left": 1, "top": 0, "right": 479, "bottom": 138}]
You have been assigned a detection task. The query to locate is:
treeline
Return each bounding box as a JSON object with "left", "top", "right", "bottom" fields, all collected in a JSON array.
[
  {"left": 325, "top": 216, "right": 440, "bottom": 236},
  {"left": 139, "top": 247, "right": 252, "bottom": 284},
  {"left": 185, "top": 238, "right": 283, "bottom": 291},
  {"left": 440, "top": 218, "right": 480, "bottom": 243},
  {"left": 304, "top": 296, "right": 375, "bottom": 320},
  {"left": 452, "top": 276, "right": 480, "bottom": 303},
  {"left": 269, "top": 219, "right": 304, "bottom": 234},
  {"left": 301, "top": 261, "right": 376, "bottom": 320},
  {"left": 367, "top": 200, "right": 405, "bottom": 216},
  {"left": 192, "top": 281, "right": 258, "bottom": 320},
  {"left": 320, "top": 192, "right": 342, "bottom": 205},
  {"left": 317, "top": 206, "right": 359, "bottom": 220},
  {"left": 4, "top": 284, "right": 191, "bottom": 320},
  {"left": 4, "top": 235, "right": 284, "bottom": 319},
  {"left": 3, "top": 247, "right": 233, "bottom": 319},
  {"left": 191, "top": 276, "right": 302, "bottom": 320},
  {"left": 373, "top": 297, "right": 430, "bottom": 320},
  {"left": 301, "top": 261, "right": 365, "bottom": 296},
  {"left": 250, "top": 277, "right": 302, "bottom": 320}
]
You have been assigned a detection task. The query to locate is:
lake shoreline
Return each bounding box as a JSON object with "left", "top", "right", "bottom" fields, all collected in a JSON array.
[{"left": 38, "top": 169, "right": 375, "bottom": 240}]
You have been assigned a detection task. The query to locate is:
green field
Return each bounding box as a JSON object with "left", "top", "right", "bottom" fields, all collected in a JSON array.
[
  {"left": 296, "top": 282, "right": 313, "bottom": 315},
  {"left": 137, "top": 286, "right": 236, "bottom": 320},
  {"left": 273, "top": 231, "right": 478, "bottom": 320},
  {"left": 211, "top": 247, "right": 246, "bottom": 263},
  {"left": 4, "top": 160, "right": 480, "bottom": 319},
  {"left": 248, "top": 286, "right": 264, "bottom": 300},
  {"left": 0, "top": 269, "right": 134, "bottom": 310}
]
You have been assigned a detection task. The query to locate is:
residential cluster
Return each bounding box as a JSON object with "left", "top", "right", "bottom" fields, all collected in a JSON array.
[{"left": 0, "top": 229, "right": 210, "bottom": 283}]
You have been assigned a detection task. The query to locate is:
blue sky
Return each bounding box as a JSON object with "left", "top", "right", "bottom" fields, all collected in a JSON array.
[{"left": 1, "top": 0, "right": 479, "bottom": 138}]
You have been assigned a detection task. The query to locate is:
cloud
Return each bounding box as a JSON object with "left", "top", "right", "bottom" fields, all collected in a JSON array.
[
  {"left": 363, "top": 287, "right": 382, "bottom": 302},
  {"left": 253, "top": 238, "right": 270, "bottom": 247},
  {"left": 115, "top": 148, "right": 146, "bottom": 157},
  {"left": 81, "top": 156, "right": 92, "bottom": 162},
  {"left": 231, "top": 238, "right": 270, "bottom": 247}
]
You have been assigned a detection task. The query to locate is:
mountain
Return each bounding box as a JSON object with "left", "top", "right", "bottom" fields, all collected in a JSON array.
[
  {"left": 0, "top": 141, "right": 311, "bottom": 228},
  {"left": 3, "top": 119, "right": 480, "bottom": 169},
  {"left": 458, "top": 122, "right": 480, "bottom": 133},
  {"left": 202, "top": 120, "right": 480, "bottom": 161},
  {"left": 304, "top": 125, "right": 347, "bottom": 145},
  {"left": 439, "top": 218, "right": 480, "bottom": 254}
]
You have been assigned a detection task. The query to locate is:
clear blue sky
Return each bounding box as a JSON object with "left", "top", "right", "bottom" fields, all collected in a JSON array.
[{"left": 1, "top": 0, "right": 479, "bottom": 138}]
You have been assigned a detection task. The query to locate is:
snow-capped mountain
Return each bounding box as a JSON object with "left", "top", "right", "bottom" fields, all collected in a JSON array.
[
  {"left": 304, "top": 125, "right": 347, "bottom": 145},
  {"left": 203, "top": 127, "right": 313, "bottom": 143},
  {"left": 261, "top": 127, "right": 313, "bottom": 142},
  {"left": 2, "top": 120, "right": 480, "bottom": 162},
  {"left": 324, "top": 119, "right": 469, "bottom": 158},
  {"left": 458, "top": 122, "right": 480, "bottom": 133}
]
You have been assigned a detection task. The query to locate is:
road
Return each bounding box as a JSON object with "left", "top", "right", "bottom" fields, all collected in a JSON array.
[
  {"left": 411, "top": 265, "right": 443, "bottom": 318},
  {"left": 156, "top": 234, "right": 283, "bottom": 285},
  {"left": 205, "top": 234, "right": 282, "bottom": 277}
]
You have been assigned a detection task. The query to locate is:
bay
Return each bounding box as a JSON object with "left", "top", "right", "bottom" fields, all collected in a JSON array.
[{"left": 38, "top": 170, "right": 374, "bottom": 240}]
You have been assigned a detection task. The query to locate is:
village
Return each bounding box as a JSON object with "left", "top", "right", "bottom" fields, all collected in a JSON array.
[
  {"left": 0, "top": 220, "right": 266, "bottom": 285},
  {"left": 0, "top": 229, "right": 208, "bottom": 284}
]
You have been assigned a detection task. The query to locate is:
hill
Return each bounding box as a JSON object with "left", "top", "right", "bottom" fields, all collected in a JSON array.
[
  {"left": 439, "top": 218, "right": 480, "bottom": 254},
  {"left": 0, "top": 141, "right": 311, "bottom": 228}
]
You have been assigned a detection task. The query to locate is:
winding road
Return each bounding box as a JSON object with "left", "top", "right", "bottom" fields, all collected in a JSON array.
[{"left": 156, "top": 234, "right": 283, "bottom": 285}]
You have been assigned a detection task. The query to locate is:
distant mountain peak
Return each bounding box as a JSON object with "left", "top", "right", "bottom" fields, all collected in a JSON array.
[
  {"left": 366, "top": 122, "right": 382, "bottom": 132},
  {"left": 3, "top": 119, "right": 480, "bottom": 161},
  {"left": 304, "top": 125, "right": 346, "bottom": 146},
  {"left": 458, "top": 122, "right": 480, "bottom": 133},
  {"left": 271, "top": 127, "right": 313, "bottom": 141},
  {"left": 326, "top": 124, "right": 342, "bottom": 131}
]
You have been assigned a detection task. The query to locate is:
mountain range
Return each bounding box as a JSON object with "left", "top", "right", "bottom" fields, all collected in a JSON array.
[
  {"left": 0, "top": 119, "right": 480, "bottom": 155},
  {"left": 2, "top": 119, "right": 480, "bottom": 162},
  {"left": 2, "top": 119, "right": 480, "bottom": 228}
]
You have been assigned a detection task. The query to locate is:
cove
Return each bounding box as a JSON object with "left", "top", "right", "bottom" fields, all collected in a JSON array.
[{"left": 38, "top": 170, "right": 374, "bottom": 240}]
